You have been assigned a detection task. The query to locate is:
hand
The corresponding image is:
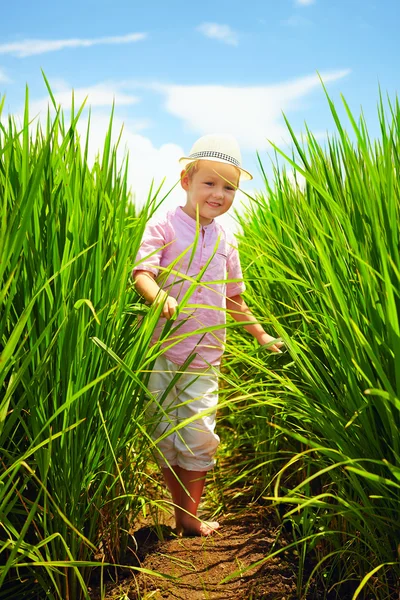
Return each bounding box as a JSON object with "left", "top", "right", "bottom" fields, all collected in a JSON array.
[
  {"left": 162, "top": 296, "right": 178, "bottom": 319},
  {"left": 258, "top": 332, "right": 285, "bottom": 353},
  {"left": 153, "top": 292, "right": 178, "bottom": 320}
]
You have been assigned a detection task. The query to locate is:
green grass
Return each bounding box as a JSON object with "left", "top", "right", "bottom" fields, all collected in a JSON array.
[
  {"left": 220, "top": 87, "right": 400, "bottom": 598},
  {"left": 0, "top": 81, "right": 169, "bottom": 599}
]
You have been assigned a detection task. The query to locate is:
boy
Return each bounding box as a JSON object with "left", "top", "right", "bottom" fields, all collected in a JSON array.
[{"left": 133, "top": 134, "right": 283, "bottom": 536}]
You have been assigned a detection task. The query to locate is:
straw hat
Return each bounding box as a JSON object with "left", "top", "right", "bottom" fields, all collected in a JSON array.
[{"left": 179, "top": 134, "right": 253, "bottom": 181}]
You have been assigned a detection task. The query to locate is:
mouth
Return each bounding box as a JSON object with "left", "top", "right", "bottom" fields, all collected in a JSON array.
[{"left": 207, "top": 201, "right": 222, "bottom": 208}]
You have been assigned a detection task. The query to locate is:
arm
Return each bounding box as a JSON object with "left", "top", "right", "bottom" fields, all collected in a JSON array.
[
  {"left": 226, "top": 294, "right": 283, "bottom": 353},
  {"left": 134, "top": 270, "right": 178, "bottom": 319}
]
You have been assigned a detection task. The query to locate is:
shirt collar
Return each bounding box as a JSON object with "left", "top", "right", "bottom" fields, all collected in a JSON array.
[{"left": 176, "top": 206, "right": 216, "bottom": 232}]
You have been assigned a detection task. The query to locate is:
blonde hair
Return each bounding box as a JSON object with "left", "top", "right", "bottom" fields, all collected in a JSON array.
[
  {"left": 182, "top": 160, "right": 240, "bottom": 187},
  {"left": 183, "top": 160, "right": 200, "bottom": 180}
]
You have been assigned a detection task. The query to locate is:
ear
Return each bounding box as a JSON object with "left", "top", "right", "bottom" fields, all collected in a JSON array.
[{"left": 180, "top": 169, "right": 190, "bottom": 191}]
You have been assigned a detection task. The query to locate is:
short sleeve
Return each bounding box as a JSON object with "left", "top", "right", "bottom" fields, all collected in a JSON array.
[
  {"left": 226, "top": 235, "right": 246, "bottom": 298},
  {"left": 131, "top": 218, "right": 169, "bottom": 278}
]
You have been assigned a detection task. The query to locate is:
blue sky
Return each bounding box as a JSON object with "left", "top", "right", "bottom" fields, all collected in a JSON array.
[{"left": 1, "top": 0, "right": 399, "bottom": 227}]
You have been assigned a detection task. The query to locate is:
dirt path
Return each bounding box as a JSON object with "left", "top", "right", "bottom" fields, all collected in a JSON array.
[{"left": 93, "top": 508, "right": 301, "bottom": 599}]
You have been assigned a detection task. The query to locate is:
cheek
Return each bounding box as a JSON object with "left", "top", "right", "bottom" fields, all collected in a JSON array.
[{"left": 220, "top": 197, "right": 234, "bottom": 213}]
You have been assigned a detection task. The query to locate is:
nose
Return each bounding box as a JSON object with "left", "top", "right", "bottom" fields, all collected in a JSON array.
[{"left": 212, "top": 187, "right": 224, "bottom": 199}]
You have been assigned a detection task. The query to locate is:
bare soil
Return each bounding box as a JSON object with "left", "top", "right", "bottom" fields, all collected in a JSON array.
[{"left": 89, "top": 506, "right": 313, "bottom": 600}]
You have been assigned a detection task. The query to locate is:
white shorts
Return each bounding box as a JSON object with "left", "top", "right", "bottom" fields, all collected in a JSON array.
[{"left": 146, "top": 355, "right": 220, "bottom": 472}]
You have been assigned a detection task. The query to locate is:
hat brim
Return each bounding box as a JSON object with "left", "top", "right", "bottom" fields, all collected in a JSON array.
[{"left": 179, "top": 156, "right": 253, "bottom": 181}]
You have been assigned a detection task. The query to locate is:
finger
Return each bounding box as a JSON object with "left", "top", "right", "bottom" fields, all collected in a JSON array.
[
  {"left": 270, "top": 345, "right": 282, "bottom": 353},
  {"left": 270, "top": 340, "right": 284, "bottom": 348}
]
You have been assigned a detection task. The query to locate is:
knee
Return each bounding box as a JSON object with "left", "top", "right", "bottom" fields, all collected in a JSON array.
[{"left": 177, "top": 419, "right": 220, "bottom": 467}]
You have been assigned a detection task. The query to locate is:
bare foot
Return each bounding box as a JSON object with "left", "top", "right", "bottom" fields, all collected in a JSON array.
[{"left": 177, "top": 517, "right": 220, "bottom": 537}]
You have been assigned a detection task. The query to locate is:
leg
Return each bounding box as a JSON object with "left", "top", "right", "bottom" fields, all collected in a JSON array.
[
  {"left": 146, "top": 356, "right": 180, "bottom": 522},
  {"left": 149, "top": 360, "right": 220, "bottom": 536},
  {"left": 161, "top": 465, "right": 183, "bottom": 526},
  {"left": 174, "top": 468, "right": 219, "bottom": 536},
  {"left": 162, "top": 466, "right": 219, "bottom": 536},
  {"left": 170, "top": 366, "right": 220, "bottom": 536}
]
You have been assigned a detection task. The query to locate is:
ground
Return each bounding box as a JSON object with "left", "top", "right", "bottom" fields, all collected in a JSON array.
[{"left": 89, "top": 505, "right": 317, "bottom": 600}]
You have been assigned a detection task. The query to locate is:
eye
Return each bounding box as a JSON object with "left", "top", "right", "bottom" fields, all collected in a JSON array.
[
  {"left": 205, "top": 181, "right": 213, "bottom": 186},
  {"left": 225, "top": 186, "right": 235, "bottom": 191}
]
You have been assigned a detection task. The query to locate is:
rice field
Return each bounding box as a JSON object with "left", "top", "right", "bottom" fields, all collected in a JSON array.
[{"left": 0, "top": 83, "right": 399, "bottom": 599}]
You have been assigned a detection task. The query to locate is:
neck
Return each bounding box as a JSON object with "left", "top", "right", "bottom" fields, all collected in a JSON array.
[{"left": 181, "top": 205, "right": 213, "bottom": 226}]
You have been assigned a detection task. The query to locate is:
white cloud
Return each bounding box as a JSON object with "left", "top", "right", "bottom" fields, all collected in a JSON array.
[
  {"left": 295, "top": 0, "right": 315, "bottom": 5},
  {"left": 25, "top": 80, "right": 140, "bottom": 118},
  {"left": 154, "top": 70, "right": 351, "bottom": 151},
  {"left": 285, "top": 169, "right": 307, "bottom": 191},
  {"left": 81, "top": 112, "right": 184, "bottom": 212},
  {"left": 0, "top": 33, "right": 146, "bottom": 58},
  {"left": 197, "top": 23, "right": 238, "bottom": 46}
]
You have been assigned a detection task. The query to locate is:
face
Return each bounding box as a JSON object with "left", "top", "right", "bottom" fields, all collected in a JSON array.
[{"left": 181, "top": 160, "right": 239, "bottom": 225}]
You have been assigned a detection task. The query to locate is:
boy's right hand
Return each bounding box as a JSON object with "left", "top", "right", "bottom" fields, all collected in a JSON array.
[
  {"left": 161, "top": 296, "right": 178, "bottom": 319},
  {"left": 133, "top": 271, "right": 178, "bottom": 319},
  {"left": 153, "top": 291, "right": 178, "bottom": 319}
]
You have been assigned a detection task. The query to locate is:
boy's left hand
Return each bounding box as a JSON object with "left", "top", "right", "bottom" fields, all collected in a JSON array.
[{"left": 257, "top": 332, "right": 285, "bottom": 353}]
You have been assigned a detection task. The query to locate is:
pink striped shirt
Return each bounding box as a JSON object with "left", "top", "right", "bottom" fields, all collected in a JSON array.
[{"left": 133, "top": 207, "right": 245, "bottom": 367}]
